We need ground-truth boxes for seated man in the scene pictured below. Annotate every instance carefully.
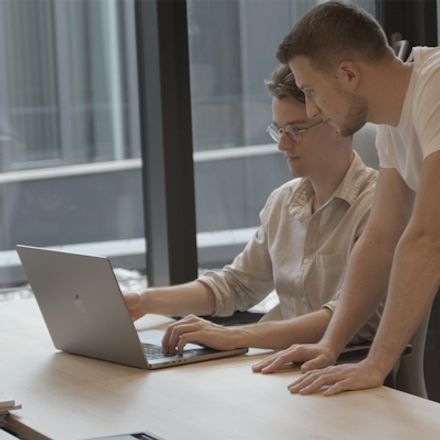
[124,65,380,354]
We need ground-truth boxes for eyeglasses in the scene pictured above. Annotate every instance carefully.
[266,119,324,144]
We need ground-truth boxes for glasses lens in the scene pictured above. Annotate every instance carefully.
[266,124,280,143]
[284,125,301,143]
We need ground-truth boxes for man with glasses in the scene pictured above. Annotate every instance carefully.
[123,65,380,355]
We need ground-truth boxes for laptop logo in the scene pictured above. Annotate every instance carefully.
[73,293,87,314]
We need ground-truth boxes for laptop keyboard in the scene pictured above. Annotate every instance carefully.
[142,342,216,360]
[142,343,177,359]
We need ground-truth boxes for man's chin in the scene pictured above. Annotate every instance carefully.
[339,123,366,137]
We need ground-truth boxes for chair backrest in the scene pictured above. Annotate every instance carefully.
[395,308,431,398]
[352,123,379,169]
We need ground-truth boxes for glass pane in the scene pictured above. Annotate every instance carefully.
[0,0,144,287]
[2,0,60,165]
[438,0,440,45]
[188,0,376,267]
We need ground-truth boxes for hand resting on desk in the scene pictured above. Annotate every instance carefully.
[251,343,337,375]
[251,342,385,396]
[284,359,385,396]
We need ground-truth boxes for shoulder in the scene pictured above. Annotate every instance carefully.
[267,177,303,201]
[349,157,378,209]
[351,152,378,193]
[412,47,440,100]
[261,177,304,213]
[413,46,440,75]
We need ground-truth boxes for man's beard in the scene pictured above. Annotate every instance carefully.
[339,92,368,137]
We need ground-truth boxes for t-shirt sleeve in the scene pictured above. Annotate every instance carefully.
[375,125,397,168]
[414,56,440,159]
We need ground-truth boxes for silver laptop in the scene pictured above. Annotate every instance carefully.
[16,245,248,369]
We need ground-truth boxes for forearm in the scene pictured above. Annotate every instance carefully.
[320,235,394,353]
[233,309,331,349]
[368,235,440,375]
[142,281,215,317]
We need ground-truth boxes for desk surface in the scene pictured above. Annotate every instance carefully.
[1,298,440,440]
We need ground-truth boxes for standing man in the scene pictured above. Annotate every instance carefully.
[253,0,440,396]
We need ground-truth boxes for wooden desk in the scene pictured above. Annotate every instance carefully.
[1,298,440,440]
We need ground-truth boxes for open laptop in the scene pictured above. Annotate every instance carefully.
[16,245,248,370]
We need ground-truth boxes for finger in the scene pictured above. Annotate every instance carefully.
[291,369,348,395]
[301,354,331,372]
[288,370,325,393]
[162,316,197,352]
[180,314,203,324]
[168,324,200,354]
[162,323,175,353]
[260,351,298,374]
[323,379,352,396]
[297,374,339,395]
[177,332,201,353]
[251,352,281,372]
[252,355,283,373]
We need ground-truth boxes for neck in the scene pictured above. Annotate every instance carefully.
[365,57,413,126]
[310,151,354,212]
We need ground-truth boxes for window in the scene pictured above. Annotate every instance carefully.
[0,0,144,286]
[188,0,376,268]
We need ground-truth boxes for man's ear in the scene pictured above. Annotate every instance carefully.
[336,61,360,91]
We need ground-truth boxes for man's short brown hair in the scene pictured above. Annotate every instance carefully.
[265,64,305,103]
[277,1,393,71]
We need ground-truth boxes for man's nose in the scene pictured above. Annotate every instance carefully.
[305,97,321,119]
[277,132,291,152]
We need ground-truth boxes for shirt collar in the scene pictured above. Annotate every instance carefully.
[287,151,370,215]
[332,151,369,206]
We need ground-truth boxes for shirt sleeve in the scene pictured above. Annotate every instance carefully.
[197,192,277,317]
[375,125,397,169]
[413,59,440,159]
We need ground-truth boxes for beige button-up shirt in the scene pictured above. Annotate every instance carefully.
[198,152,380,342]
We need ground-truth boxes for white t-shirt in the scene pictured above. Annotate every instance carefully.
[376,46,440,191]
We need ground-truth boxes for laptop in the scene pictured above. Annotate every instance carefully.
[16,245,248,370]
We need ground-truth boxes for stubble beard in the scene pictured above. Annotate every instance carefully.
[339,93,368,137]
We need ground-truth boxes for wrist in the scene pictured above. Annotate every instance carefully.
[140,289,154,314]
[318,337,344,358]
[363,352,395,378]
[233,327,255,349]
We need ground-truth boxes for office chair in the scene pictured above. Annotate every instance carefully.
[394,309,431,398]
